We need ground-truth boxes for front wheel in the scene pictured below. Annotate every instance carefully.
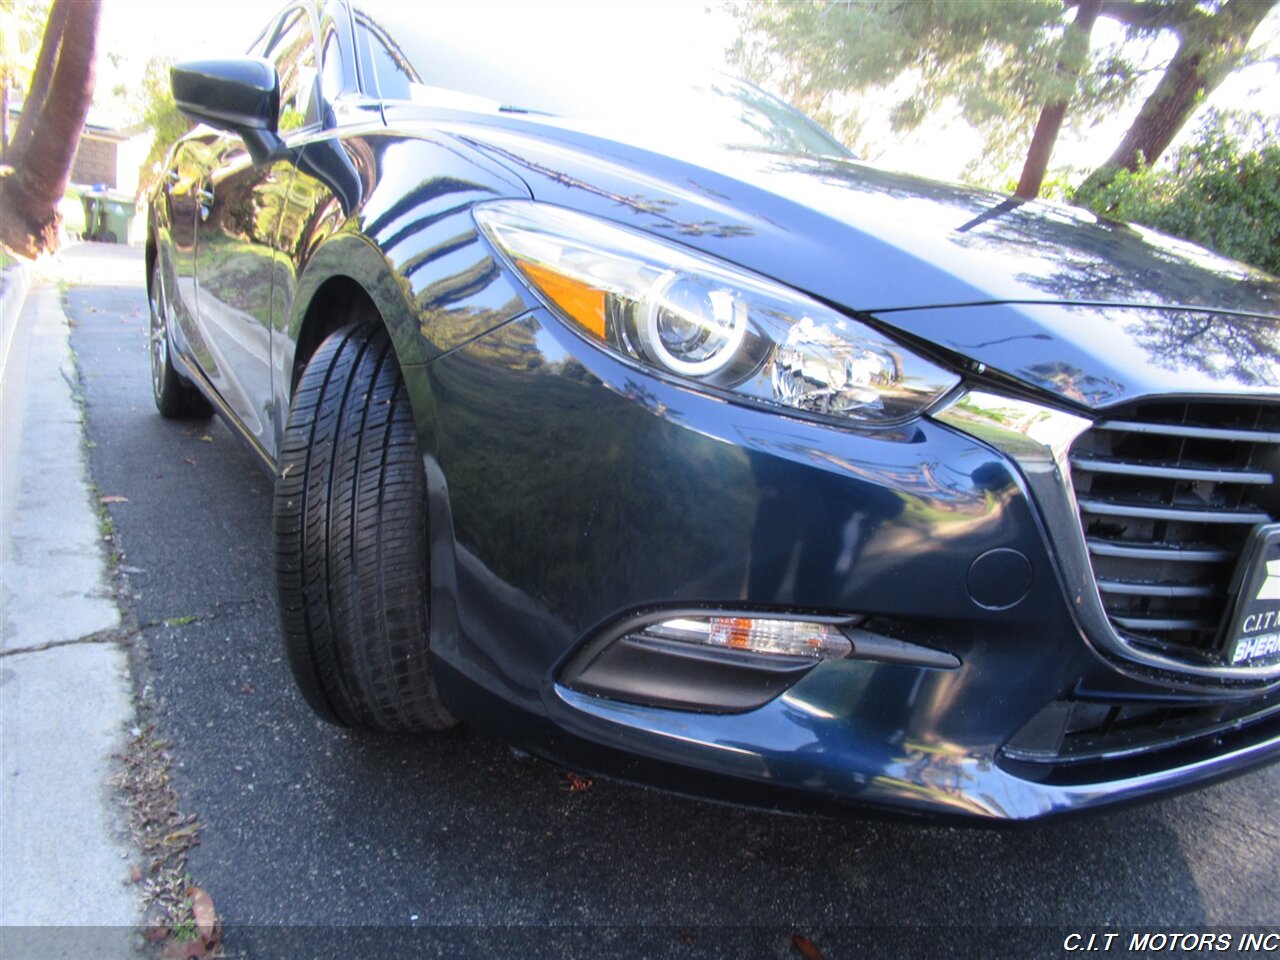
[273,322,456,733]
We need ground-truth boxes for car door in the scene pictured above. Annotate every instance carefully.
[191,5,319,460]
[159,133,219,366]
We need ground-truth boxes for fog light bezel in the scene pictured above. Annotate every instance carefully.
[558,608,860,714]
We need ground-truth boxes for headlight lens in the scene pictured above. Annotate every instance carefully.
[474,200,959,425]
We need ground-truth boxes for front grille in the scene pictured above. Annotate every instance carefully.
[1069,400,1280,665]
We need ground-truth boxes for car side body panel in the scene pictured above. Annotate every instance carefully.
[193,136,296,459]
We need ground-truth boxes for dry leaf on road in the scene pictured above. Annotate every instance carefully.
[791,932,826,960]
[188,886,220,945]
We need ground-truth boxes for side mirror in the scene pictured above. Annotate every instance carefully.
[171,58,285,164]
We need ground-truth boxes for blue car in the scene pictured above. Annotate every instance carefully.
[147,0,1280,822]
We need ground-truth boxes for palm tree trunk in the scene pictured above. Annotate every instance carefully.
[0,0,100,256]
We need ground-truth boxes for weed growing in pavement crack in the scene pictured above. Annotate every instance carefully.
[111,724,221,956]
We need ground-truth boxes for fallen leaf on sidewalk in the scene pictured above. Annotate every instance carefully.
[99,494,129,504]
[188,886,220,946]
[163,823,199,845]
[157,887,222,958]
[561,772,593,792]
[129,863,143,883]
[199,435,213,443]
[791,933,826,960]
[182,457,196,466]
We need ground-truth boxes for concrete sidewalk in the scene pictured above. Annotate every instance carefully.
[1,245,142,957]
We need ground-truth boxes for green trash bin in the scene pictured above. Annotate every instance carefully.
[81,192,136,244]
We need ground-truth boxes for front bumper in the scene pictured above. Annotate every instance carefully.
[419,307,1280,821]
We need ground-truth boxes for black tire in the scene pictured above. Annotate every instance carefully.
[273,322,456,733]
[149,258,214,419]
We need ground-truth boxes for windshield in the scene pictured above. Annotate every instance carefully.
[352,1,850,159]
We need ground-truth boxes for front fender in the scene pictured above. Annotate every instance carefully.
[281,132,535,377]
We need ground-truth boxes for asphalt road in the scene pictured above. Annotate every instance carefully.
[67,251,1280,959]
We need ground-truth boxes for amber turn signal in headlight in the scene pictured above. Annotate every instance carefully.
[474,200,959,426]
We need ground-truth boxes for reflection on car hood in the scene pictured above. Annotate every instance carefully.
[435,117,1280,407]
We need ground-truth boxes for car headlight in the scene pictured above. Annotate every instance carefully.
[473,200,959,425]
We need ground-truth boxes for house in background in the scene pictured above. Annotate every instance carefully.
[66,117,129,189]
[3,102,151,243]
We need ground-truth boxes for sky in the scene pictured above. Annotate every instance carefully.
[93,0,1280,185]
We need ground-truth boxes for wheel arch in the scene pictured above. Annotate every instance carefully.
[285,232,428,396]
[282,234,467,685]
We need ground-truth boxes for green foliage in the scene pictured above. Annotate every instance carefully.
[0,0,50,94]
[125,56,191,198]
[729,0,1140,173]
[1079,109,1280,276]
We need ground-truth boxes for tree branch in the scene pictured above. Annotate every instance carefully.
[7,0,71,163]
[1067,0,1193,33]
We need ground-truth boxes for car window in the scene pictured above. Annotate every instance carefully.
[244,21,273,59]
[319,23,346,101]
[319,5,358,101]
[267,7,320,132]
[353,12,416,101]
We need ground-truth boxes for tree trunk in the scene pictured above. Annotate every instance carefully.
[1077,0,1277,197]
[1014,0,1103,199]
[6,0,71,165]
[1,77,9,162]
[1015,102,1069,199]
[0,0,99,256]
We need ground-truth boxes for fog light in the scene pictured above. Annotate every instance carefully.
[639,616,852,660]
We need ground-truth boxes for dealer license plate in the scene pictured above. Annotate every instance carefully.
[1225,524,1280,666]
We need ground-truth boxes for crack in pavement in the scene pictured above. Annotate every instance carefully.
[0,630,133,658]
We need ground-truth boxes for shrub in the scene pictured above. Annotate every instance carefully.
[1077,109,1280,277]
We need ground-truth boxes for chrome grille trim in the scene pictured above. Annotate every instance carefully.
[1071,399,1280,666]
[1097,420,1280,444]
[936,391,1280,685]
[1086,540,1233,563]
[1076,498,1272,524]
[1071,458,1273,485]
[1096,579,1219,598]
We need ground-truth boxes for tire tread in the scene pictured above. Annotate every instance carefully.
[273,321,454,732]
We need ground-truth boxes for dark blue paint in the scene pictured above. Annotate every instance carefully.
[147,1,1280,821]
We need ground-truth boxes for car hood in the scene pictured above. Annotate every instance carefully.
[434,116,1280,409]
